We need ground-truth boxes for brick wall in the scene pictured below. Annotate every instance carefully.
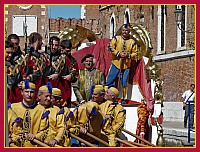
[49,17,101,38]
[6,5,48,49]
[96,5,195,102]
[85,5,99,20]
[156,56,195,102]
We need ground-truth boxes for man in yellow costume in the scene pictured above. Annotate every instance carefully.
[7,102,23,147]
[77,85,108,146]
[11,80,48,147]
[38,83,65,147]
[71,101,104,147]
[51,88,63,109]
[102,87,126,146]
[51,87,75,147]
[106,23,138,103]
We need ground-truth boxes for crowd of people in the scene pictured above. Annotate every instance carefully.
[6,24,139,147]
[7,80,126,147]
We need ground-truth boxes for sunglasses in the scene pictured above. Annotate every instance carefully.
[12,42,19,45]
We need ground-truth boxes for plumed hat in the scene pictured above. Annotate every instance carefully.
[38,82,52,93]
[123,23,130,30]
[52,88,62,97]
[22,80,36,90]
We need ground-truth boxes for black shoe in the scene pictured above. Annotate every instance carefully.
[184,124,187,128]
[121,99,127,104]
[190,126,195,129]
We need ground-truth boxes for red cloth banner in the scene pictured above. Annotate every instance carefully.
[129,58,154,112]
[72,38,112,76]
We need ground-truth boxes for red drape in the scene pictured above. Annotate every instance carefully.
[129,58,154,111]
[72,38,112,76]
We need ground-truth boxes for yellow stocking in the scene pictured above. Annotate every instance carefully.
[122,86,128,99]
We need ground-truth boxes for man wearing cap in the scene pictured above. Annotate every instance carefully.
[107,23,139,103]
[72,104,104,147]
[101,87,126,146]
[80,85,106,107]
[73,85,108,146]
[11,80,48,147]
[74,54,105,103]
[90,85,106,105]
[38,84,65,147]
[51,87,75,147]
[51,88,63,108]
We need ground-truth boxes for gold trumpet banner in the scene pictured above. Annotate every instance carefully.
[58,25,98,46]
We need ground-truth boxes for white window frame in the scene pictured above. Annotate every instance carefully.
[110,13,116,39]
[124,7,131,24]
[157,5,166,54]
[12,15,38,36]
[176,5,187,51]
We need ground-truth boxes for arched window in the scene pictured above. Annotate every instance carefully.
[125,11,129,24]
[124,8,131,24]
[176,5,186,50]
[110,13,116,38]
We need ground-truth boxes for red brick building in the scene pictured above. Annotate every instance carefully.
[5,5,49,49]
[81,5,195,103]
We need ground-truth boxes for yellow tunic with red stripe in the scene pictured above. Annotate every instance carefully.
[108,36,137,70]
[11,102,48,147]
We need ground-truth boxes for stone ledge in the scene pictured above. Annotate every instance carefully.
[163,127,195,146]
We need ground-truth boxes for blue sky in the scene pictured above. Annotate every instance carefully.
[48,5,81,19]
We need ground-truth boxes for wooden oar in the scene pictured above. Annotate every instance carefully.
[86,132,109,147]
[44,141,63,147]
[122,128,155,147]
[76,125,109,146]
[69,133,96,147]
[115,137,136,147]
[126,140,149,147]
[32,139,50,147]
